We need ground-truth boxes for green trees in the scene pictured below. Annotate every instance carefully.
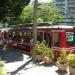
[20,5,33,23]
[0,1,64,27]
[0,0,31,26]
[20,2,64,24]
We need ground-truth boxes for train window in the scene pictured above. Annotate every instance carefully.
[13,32,21,42]
[44,32,51,47]
[23,32,32,43]
[9,32,13,38]
[12,32,15,37]
[20,32,22,36]
[53,32,59,47]
[66,32,75,46]
[73,32,75,46]
[37,32,42,42]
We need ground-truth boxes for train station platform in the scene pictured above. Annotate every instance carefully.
[0,48,69,75]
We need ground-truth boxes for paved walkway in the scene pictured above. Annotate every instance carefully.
[0,48,70,75]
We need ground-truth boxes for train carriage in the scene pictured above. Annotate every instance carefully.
[1,23,75,58]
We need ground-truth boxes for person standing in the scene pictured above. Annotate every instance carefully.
[0,36,3,49]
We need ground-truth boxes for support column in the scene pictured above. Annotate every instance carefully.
[59,31,66,48]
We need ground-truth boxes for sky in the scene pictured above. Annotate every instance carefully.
[30,0,53,3]
[38,0,52,3]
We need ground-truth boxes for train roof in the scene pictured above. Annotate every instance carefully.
[10,25,75,30]
[10,22,75,27]
[36,25,74,29]
[0,28,13,32]
[1,22,75,32]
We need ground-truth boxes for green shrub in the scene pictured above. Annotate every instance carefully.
[35,41,46,55]
[67,54,75,61]
[60,48,67,61]
[57,48,68,64]
[67,54,75,68]
[35,41,53,57]
[0,61,7,75]
[44,47,53,57]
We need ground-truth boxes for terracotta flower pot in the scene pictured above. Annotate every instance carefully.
[43,55,52,64]
[34,54,44,62]
[56,62,68,71]
[69,67,75,75]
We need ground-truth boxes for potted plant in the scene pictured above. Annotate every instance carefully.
[67,54,75,75]
[34,41,54,64]
[33,41,46,62]
[0,60,7,75]
[43,47,54,64]
[56,48,69,71]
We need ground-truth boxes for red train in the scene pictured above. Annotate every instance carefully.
[1,23,75,57]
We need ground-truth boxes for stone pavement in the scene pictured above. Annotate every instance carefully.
[0,48,70,75]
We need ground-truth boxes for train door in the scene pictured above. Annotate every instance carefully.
[51,31,59,47]
[51,30,66,58]
[44,31,51,47]
[51,30,66,48]
[37,31,44,42]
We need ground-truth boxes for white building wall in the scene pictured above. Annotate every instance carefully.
[54,0,75,22]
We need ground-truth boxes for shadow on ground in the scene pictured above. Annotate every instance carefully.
[56,69,68,75]
[0,48,23,62]
[10,58,33,75]
[10,59,55,75]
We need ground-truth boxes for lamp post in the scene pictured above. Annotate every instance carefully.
[32,0,38,57]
